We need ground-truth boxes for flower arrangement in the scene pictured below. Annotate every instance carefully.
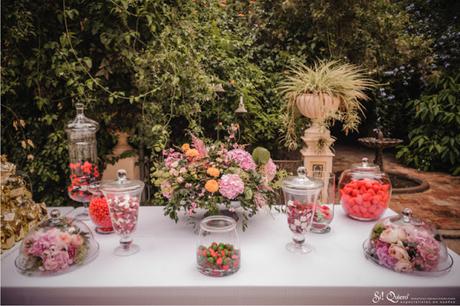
[19,220,91,274]
[367,219,443,273]
[68,161,100,202]
[152,124,281,229]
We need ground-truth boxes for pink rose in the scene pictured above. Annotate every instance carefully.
[394,260,414,273]
[379,227,406,244]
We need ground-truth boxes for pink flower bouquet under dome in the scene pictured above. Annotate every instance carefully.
[15,210,99,276]
[152,124,283,229]
[365,209,453,275]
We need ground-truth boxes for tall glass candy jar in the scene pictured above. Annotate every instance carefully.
[66,103,100,220]
[100,169,144,256]
[282,167,323,254]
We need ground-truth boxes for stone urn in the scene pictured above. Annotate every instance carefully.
[295,93,340,177]
[102,131,140,180]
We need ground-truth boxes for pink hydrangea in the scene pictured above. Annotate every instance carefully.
[254,192,267,207]
[375,240,397,269]
[219,174,244,199]
[261,159,277,182]
[407,228,440,271]
[164,152,183,169]
[226,149,256,171]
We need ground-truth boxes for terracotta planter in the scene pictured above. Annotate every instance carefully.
[295,93,340,121]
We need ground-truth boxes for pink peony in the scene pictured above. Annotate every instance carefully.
[41,250,72,272]
[226,149,256,171]
[261,159,277,182]
[254,192,267,207]
[27,230,58,257]
[219,174,245,199]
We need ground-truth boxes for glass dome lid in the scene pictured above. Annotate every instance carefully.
[65,103,99,133]
[282,167,323,193]
[15,209,99,276]
[363,208,453,276]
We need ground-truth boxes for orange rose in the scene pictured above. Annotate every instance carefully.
[185,148,199,158]
[206,167,220,178]
[181,143,190,152]
[205,179,219,193]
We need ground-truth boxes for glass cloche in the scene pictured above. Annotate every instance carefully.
[15,209,99,276]
[339,157,391,221]
[363,208,453,275]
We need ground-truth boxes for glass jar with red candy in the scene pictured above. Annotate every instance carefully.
[89,188,113,234]
[339,157,391,221]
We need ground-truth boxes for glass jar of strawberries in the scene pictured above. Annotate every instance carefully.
[339,157,391,221]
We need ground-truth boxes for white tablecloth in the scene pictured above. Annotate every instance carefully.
[1,206,459,305]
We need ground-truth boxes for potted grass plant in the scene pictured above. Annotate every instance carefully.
[278,60,376,150]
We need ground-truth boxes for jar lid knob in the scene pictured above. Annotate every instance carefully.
[116,169,128,184]
[75,103,85,116]
[50,209,61,219]
[297,166,307,178]
[402,208,413,223]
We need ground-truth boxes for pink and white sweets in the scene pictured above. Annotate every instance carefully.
[106,195,140,236]
[287,200,315,234]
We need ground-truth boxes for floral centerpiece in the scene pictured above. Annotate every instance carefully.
[366,217,446,273]
[152,125,281,229]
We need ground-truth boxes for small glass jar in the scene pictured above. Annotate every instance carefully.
[197,215,240,277]
[339,157,391,221]
[89,188,113,235]
[100,169,144,256]
[281,167,323,254]
[66,103,99,219]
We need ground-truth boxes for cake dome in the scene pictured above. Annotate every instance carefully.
[363,208,453,275]
[15,209,99,276]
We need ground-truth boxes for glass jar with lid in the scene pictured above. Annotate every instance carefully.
[100,169,144,256]
[65,103,100,220]
[14,209,99,276]
[339,157,391,221]
[197,215,240,277]
[363,208,453,275]
[281,167,323,254]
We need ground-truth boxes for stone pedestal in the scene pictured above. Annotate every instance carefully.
[300,122,335,177]
[103,132,140,180]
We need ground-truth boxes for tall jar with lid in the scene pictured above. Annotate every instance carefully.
[339,157,391,221]
[66,103,99,220]
[196,215,240,277]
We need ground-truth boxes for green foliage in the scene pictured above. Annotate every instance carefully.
[396,74,460,175]
[1,0,454,204]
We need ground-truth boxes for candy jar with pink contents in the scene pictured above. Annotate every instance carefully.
[339,157,392,221]
[100,169,144,256]
[282,167,323,254]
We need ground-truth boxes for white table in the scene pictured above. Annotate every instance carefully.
[2,207,459,305]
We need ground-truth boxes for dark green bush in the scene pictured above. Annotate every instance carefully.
[396,74,460,175]
[1,0,451,204]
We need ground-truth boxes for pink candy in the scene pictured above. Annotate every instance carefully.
[106,195,140,235]
[287,200,315,234]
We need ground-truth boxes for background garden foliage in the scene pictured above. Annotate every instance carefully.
[1,0,459,205]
